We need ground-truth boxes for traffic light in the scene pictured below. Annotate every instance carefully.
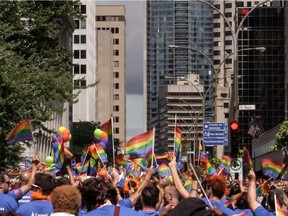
[230,121,239,156]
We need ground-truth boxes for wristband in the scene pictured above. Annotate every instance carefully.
[249,179,256,183]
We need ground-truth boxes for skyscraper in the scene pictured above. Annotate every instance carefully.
[145,0,214,150]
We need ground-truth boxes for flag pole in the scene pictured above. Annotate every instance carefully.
[174,114,177,153]
[111,116,115,168]
[151,128,155,166]
[189,162,213,207]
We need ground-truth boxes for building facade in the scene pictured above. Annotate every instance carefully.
[157,74,204,158]
[145,0,214,147]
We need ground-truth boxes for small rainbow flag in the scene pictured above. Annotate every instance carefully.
[222,155,232,169]
[155,152,172,165]
[6,170,20,179]
[256,180,269,197]
[90,144,108,164]
[5,119,33,144]
[243,146,253,171]
[184,179,193,192]
[125,129,154,165]
[201,157,216,176]
[100,117,113,150]
[158,163,171,178]
[174,125,182,161]
[43,164,59,173]
[115,154,129,166]
[262,159,283,179]
[76,160,89,174]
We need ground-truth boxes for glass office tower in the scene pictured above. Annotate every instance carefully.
[146,0,214,150]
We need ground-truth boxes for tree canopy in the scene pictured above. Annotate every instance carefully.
[0,1,82,170]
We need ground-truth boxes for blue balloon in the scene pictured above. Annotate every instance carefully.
[94,137,101,143]
[99,141,107,150]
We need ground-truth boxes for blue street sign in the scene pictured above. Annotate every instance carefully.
[203,122,228,146]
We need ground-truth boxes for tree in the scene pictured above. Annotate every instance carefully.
[0,1,82,170]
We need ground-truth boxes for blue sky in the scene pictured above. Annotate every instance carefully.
[96,1,145,140]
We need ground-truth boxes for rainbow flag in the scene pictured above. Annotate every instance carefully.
[76,160,89,174]
[262,159,283,179]
[115,154,129,166]
[100,117,113,150]
[243,146,253,170]
[125,129,154,166]
[256,180,269,197]
[275,194,286,216]
[128,162,141,179]
[201,158,216,176]
[90,144,108,164]
[222,155,232,169]
[155,152,172,165]
[52,132,64,168]
[5,119,33,144]
[43,164,59,173]
[174,125,182,161]
[184,179,193,192]
[158,163,171,178]
[6,170,20,179]
[224,192,243,206]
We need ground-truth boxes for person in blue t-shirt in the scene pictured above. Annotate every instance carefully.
[247,169,287,216]
[80,178,139,216]
[0,183,18,213]
[16,173,55,216]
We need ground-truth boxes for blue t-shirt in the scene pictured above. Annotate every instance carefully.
[136,210,160,216]
[0,193,18,213]
[202,198,236,216]
[253,206,275,216]
[118,198,132,208]
[234,208,253,216]
[18,190,32,206]
[16,200,53,216]
[84,205,139,216]
[8,188,23,200]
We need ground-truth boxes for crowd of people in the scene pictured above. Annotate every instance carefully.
[0,155,288,216]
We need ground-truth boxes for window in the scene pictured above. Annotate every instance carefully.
[114,61,119,67]
[74,35,79,44]
[113,106,119,112]
[225,3,232,8]
[224,113,229,119]
[113,83,119,89]
[74,20,79,29]
[74,79,86,88]
[111,28,119,34]
[81,50,86,59]
[81,35,86,44]
[114,128,119,134]
[113,50,119,56]
[113,94,119,100]
[74,50,79,59]
[80,20,86,29]
[81,5,86,14]
[81,65,86,74]
[114,116,119,123]
[73,64,79,74]
[224,103,229,108]
[113,72,119,78]
[113,38,119,45]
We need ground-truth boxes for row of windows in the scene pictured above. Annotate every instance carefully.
[96,16,125,22]
[74,35,86,44]
[73,64,86,74]
[97,27,119,34]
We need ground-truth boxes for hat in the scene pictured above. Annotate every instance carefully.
[167,197,212,216]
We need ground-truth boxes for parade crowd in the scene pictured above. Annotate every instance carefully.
[0,154,288,216]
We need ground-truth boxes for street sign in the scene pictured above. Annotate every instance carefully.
[239,104,255,110]
[230,158,242,171]
[203,122,228,146]
[230,158,243,181]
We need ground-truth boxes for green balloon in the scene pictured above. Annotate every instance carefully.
[45,156,54,165]
[94,129,103,139]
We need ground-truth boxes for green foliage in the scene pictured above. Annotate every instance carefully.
[0,1,82,171]
[275,120,288,151]
[210,157,221,168]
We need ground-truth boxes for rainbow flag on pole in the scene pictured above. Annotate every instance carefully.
[201,157,216,176]
[262,159,283,179]
[158,163,172,178]
[256,180,269,197]
[275,194,286,216]
[125,129,154,166]
[174,125,182,161]
[6,119,33,144]
[100,117,113,150]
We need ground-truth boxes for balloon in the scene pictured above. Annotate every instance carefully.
[62,133,69,142]
[58,126,66,135]
[101,132,108,139]
[102,137,108,145]
[45,156,54,165]
[99,141,106,150]
[94,129,103,139]
[62,129,70,137]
